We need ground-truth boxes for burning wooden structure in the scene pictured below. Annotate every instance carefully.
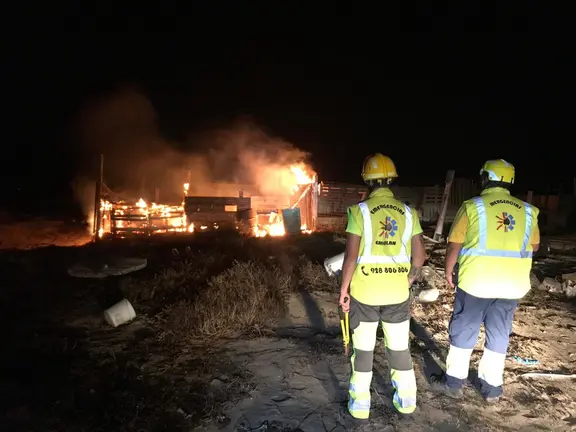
[95,160,318,239]
[183,181,317,237]
[99,198,187,238]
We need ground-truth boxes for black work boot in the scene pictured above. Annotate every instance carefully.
[430,374,463,399]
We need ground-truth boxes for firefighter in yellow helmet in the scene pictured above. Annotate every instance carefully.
[339,153,427,419]
[431,159,540,403]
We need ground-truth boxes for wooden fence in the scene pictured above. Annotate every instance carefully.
[317,178,477,227]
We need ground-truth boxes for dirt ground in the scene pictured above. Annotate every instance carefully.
[0,230,575,431]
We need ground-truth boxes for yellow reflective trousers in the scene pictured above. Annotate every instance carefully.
[348,297,416,418]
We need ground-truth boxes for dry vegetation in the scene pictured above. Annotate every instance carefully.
[157,260,292,341]
[298,255,338,292]
[1,229,575,431]
[0,230,343,431]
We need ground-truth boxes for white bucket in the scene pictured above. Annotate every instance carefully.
[324,252,345,277]
[104,298,136,327]
[418,288,440,303]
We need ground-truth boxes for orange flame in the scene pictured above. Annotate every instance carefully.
[254,163,316,237]
[98,197,187,238]
[98,163,315,239]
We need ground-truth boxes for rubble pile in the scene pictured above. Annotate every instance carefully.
[539,273,576,298]
[533,270,576,299]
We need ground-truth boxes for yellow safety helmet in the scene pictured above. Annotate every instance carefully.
[362,153,398,182]
[480,159,515,184]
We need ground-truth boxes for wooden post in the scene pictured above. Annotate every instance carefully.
[526,190,533,204]
[433,170,455,242]
[92,153,104,242]
[311,174,319,231]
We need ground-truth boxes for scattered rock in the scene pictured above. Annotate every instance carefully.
[270,394,291,402]
[210,378,226,391]
[420,265,446,289]
[562,272,576,282]
[540,277,563,293]
[563,280,576,299]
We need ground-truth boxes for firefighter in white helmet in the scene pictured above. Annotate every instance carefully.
[432,159,540,403]
[339,153,427,419]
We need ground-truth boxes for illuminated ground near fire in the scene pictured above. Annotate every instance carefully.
[0,229,574,431]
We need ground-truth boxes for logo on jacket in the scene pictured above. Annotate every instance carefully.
[496,212,516,232]
[379,216,398,239]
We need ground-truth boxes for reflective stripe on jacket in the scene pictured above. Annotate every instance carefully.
[457,189,539,299]
[350,192,415,306]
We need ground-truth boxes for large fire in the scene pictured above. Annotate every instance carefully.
[253,163,315,237]
[97,163,315,239]
[98,197,187,238]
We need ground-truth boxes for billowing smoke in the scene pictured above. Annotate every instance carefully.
[71,176,96,232]
[71,88,314,223]
[183,119,314,197]
[71,85,172,225]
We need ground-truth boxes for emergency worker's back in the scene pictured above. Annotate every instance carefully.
[347,188,423,306]
[457,188,539,299]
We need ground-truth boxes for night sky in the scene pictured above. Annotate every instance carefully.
[4,31,575,216]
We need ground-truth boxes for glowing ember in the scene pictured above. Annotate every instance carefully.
[98,197,187,238]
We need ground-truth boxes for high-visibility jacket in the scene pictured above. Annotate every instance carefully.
[348,188,419,306]
[457,188,539,299]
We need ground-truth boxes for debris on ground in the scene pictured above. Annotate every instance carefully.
[1,232,575,431]
[512,355,540,366]
[418,288,440,303]
[562,272,576,299]
[540,276,564,293]
[103,298,137,327]
[68,257,148,278]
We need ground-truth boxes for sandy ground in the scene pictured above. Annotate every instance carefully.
[0,220,91,249]
[194,288,576,432]
[1,232,575,431]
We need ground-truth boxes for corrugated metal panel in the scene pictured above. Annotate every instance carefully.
[317,215,348,232]
[420,204,459,223]
[422,186,443,204]
[389,186,420,206]
[451,178,477,205]
[318,181,367,216]
[319,179,477,226]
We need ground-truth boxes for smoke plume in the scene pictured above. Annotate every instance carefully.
[71,88,314,221]
[183,119,313,197]
[71,175,96,232]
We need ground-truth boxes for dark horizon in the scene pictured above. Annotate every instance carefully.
[4,31,575,217]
